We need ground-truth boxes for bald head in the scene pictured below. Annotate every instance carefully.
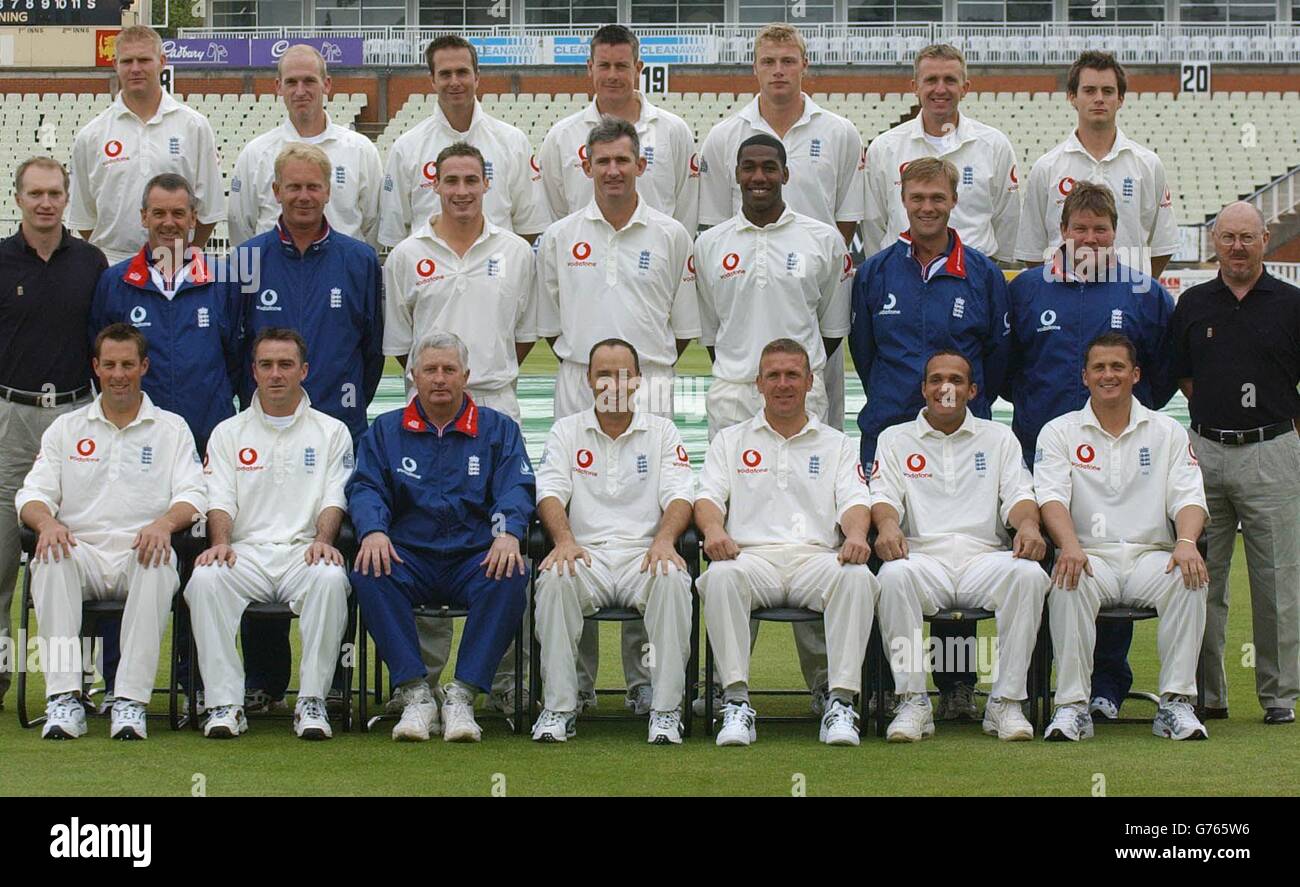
[1213,200,1269,287]
[277,44,328,79]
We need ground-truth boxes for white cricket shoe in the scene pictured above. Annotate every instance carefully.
[648,710,683,745]
[886,693,935,743]
[294,696,332,741]
[203,705,248,739]
[531,708,576,743]
[1044,703,1093,742]
[982,697,1034,741]
[1153,695,1208,741]
[42,693,88,740]
[715,701,756,747]
[442,689,482,743]
[626,685,653,716]
[110,699,148,740]
[392,683,439,742]
[819,698,861,746]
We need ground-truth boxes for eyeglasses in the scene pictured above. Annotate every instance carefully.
[1215,233,1259,246]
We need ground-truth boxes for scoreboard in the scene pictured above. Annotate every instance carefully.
[0,0,120,27]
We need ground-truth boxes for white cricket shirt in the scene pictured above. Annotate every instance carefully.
[378,100,549,247]
[203,392,352,547]
[538,94,699,231]
[863,113,1021,262]
[697,94,865,229]
[871,408,1036,567]
[536,408,693,548]
[1033,397,1207,550]
[537,197,699,369]
[228,113,383,248]
[69,92,225,264]
[16,392,207,551]
[696,410,870,549]
[694,207,851,382]
[382,216,536,391]
[1014,128,1179,268]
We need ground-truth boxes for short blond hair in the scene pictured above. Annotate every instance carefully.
[274,143,331,184]
[754,23,806,60]
[914,43,967,81]
[115,25,163,57]
[900,156,959,198]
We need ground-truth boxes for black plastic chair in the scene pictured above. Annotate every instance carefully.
[16,521,206,731]
[526,521,702,737]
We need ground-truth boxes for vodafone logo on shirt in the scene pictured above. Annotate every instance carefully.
[721,252,744,279]
[71,438,99,462]
[422,161,438,181]
[1073,443,1100,471]
[104,140,123,158]
[568,241,595,267]
[414,257,443,284]
[529,154,541,181]
[841,253,854,280]
[737,448,767,474]
[577,144,589,162]
[688,153,700,177]
[574,448,597,476]
[856,462,868,483]
[675,445,690,466]
[1057,176,1077,197]
[237,447,263,471]
[904,452,932,478]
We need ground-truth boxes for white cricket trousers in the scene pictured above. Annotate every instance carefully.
[186,542,350,709]
[1050,546,1207,707]
[876,550,1049,700]
[554,359,676,420]
[31,543,178,703]
[697,545,879,695]
[534,547,692,713]
[705,375,829,441]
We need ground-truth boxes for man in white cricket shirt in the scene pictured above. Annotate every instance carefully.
[228,45,382,248]
[1015,51,1178,276]
[379,34,548,248]
[532,339,694,745]
[697,23,863,434]
[695,338,877,747]
[186,329,353,741]
[1036,332,1210,742]
[385,142,536,422]
[695,133,851,437]
[862,43,1020,263]
[538,114,697,714]
[70,26,224,263]
[17,323,206,740]
[539,25,698,232]
[872,350,1049,743]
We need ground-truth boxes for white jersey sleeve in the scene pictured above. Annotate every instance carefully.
[995,426,1036,527]
[381,248,416,358]
[657,421,694,512]
[536,227,562,339]
[67,129,97,234]
[506,126,550,237]
[668,223,701,340]
[191,115,226,226]
[167,421,207,515]
[203,421,240,522]
[379,141,414,248]
[513,245,539,344]
[695,429,731,516]
[1032,420,1072,511]
[867,428,905,522]
[357,138,384,250]
[537,125,570,223]
[1165,421,1208,524]
[696,124,733,228]
[535,422,573,508]
[14,418,66,517]
[1014,155,1053,264]
[1147,155,1180,258]
[833,433,871,525]
[670,120,700,233]
[990,138,1022,264]
[860,142,890,257]
[323,421,353,515]
[818,234,853,338]
[833,122,866,224]
[227,145,258,248]
[694,241,719,348]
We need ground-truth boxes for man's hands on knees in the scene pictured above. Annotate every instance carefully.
[872,522,908,562]
[355,531,403,577]
[132,518,174,567]
[839,533,872,565]
[1166,540,1208,589]
[34,519,76,563]
[701,528,739,562]
[482,533,525,580]
[1012,521,1048,562]
[196,544,237,568]
[305,540,344,567]
[642,536,686,575]
[539,537,589,576]
[1052,543,1092,590]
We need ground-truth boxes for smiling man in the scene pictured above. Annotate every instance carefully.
[1016,51,1178,276]
[863,44,1020,263]
[228,45,382,248]
[380,34,547,247]
[70,26,224,263]
[1037,332,1209,743]
[539,24,697,231]
[17,323,206,740]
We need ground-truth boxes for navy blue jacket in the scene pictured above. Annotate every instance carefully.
[90,247,241,454]
[233,221,383,441]
[849,231,1010,464]
[347,395,535,557]
[1002,254,1176,463]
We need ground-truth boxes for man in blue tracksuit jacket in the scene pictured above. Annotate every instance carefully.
[88,173,243,697]
[232,161,384,702]
[348,331,533,742]
[848,157,1011,715]
[1003,181,1177,721]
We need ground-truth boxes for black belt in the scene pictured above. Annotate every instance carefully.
[1192,421,1296,446]
[0,384,90,408]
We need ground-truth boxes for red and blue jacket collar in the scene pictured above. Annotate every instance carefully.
[898,228,967,280]
[121,245,212,290]
[401,393,479,438]
[275,216,332,256]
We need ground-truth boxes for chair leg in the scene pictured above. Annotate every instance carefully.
[169,597,183,731]
[684,586,699,739]
[17,572,33,728]
[703,630,715,736]
[874,623,887,738]
[357,611,369,731]
[188,610,200,731]
[342,597,357,733]
[512,619,524,736]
